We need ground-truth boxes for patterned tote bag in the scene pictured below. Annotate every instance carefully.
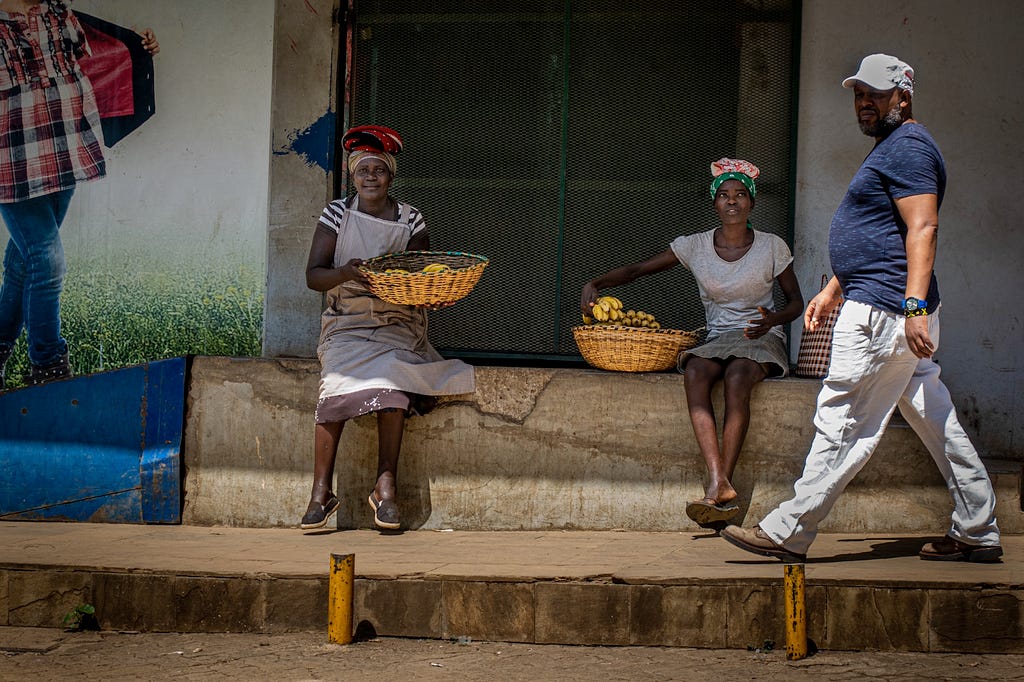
[794,275,843,379]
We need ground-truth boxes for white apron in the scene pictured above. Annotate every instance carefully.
[316,198,475,402]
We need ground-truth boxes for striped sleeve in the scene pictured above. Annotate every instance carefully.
[406,205,426,236]
[318,198,349,234]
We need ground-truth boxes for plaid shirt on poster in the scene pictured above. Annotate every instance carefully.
[0,0,105,204]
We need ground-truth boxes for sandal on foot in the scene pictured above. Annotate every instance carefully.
[368,492,401,530]
[300,495,339,530]
[685,498,740,525]
[919,536,1003,563]
[695,519,729,533]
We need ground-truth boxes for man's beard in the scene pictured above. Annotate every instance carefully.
[859,104,904,137]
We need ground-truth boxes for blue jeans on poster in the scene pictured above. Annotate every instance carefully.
[0,189,75,366]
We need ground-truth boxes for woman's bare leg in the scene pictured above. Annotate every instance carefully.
[683,357,734,504]
[374,407,405,501]
[720,358,768,490]
[310,421,345,504]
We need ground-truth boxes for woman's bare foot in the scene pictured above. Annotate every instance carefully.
[705,482,738,507]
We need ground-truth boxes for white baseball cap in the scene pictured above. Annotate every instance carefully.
[842,54,914,94]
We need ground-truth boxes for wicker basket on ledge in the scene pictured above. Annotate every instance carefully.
[573,324,701,372]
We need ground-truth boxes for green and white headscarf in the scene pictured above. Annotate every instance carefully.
[709,158,759,199]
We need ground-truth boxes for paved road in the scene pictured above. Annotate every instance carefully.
[3,629,1024,682]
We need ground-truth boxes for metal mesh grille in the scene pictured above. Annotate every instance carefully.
[348,1,799,360]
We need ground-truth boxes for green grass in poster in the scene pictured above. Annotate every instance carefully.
[2,259,263,389]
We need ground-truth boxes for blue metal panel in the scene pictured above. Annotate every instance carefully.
[0,357,186,523]
[140,358,186,523]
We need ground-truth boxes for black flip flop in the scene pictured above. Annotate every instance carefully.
[685,498,740,525]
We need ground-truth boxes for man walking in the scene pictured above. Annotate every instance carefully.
[720,54,1002,563]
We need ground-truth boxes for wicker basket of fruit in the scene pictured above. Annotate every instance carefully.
[359,250,488,305]
[573,295,701,372]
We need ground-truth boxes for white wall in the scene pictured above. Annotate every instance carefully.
[63,0,275,265]
[795,0,1023,458]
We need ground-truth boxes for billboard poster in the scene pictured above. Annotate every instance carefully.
[0,1,272,389]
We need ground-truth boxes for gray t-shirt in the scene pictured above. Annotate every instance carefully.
[669,228,793,339]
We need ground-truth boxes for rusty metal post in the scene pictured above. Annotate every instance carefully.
[328,553,355,644]
[784,563,807,660]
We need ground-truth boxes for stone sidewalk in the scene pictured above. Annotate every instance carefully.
[0,523,1021,652]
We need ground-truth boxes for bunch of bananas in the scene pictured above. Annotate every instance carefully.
[420,263,451,274]
[381,262,451,275]
[621,310,661,329]
[583,295,661,329]
[584,295,622,323]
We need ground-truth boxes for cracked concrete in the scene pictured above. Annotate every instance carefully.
[181,357,1023,534]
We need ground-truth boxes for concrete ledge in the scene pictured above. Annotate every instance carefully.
[182,357,1023,533]
[8,567,1019,652]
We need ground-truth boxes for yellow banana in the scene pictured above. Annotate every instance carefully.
[421,263,450,273]
[582,314,593,324]
[591,304,609,322]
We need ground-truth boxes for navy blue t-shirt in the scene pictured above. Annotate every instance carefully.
[829,123,944,314]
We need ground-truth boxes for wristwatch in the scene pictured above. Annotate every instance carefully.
[902,297,928,317]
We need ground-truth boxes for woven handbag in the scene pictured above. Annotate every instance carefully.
[794,275,843,379]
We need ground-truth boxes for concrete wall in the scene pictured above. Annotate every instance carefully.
[793,1,1024,459]
[182,358,1023,533]
[264,0,341,357]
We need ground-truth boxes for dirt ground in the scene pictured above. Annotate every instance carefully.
[3,630,1024,682]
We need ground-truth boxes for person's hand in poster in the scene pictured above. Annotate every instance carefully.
[134,27,160,55]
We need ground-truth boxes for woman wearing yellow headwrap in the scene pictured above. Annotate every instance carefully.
[581,158,804,530]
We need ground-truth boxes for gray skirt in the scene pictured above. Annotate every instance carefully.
[678,329,790,377]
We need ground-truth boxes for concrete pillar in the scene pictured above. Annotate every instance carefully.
[265,0,341,358]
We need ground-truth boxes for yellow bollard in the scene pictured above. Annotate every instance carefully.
[784,563,807,660]
[328,553,355,644]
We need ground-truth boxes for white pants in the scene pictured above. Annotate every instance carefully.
[760,300,1000,554]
